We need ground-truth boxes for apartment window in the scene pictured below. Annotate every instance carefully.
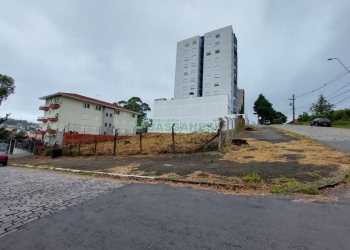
[115,110,120,114]
[106,113,109,117]
[105,123,107,127]
[110,114,112,117]
[190,86,195,90]
[192,41,197,45]
[191,62,196,67]
[185,42,189,47]
[109,123,111,127]
[214,83,220,87]
[215,34,220,38]
[206,52,211,56]
[215,41,220,45]
[184,64,189,68]
[190,78,195,82]
[84,103,90,109]
[215,49,220,54]
[184,72,188,76]
[185,50,189,54]
[184,57,189,61]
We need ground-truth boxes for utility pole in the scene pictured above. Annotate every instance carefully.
[289,94,296,123]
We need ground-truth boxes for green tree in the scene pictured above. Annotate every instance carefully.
[117,97,151,126]
[310,94,334,116]
[298,112,310,122]
[253,94,275,123]
[0,74,15,124]
[274,111,287,124]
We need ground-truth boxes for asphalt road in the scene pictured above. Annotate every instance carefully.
[273,125,350,153]
[1,168,350,249]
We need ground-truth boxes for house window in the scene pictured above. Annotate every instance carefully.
[215,34,220,38]
[115,110,120,114]
[215,49,220,54]
[132,114,136,118]
[84,103,90,109]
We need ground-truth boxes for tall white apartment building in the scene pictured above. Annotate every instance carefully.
[174,26,238,113]
[151,26,243,133]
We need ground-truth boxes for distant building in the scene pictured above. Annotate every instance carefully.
[151,26,244,133]
[237,89,245,113]
[38,92,138,144]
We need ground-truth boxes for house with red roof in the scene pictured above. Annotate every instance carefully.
[38,92,139,144]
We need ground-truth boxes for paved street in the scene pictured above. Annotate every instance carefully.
[1,167,350,249]
[273,125,350,153]
[0,167,123,238]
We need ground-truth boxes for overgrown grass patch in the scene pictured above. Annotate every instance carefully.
[243,173,262,189]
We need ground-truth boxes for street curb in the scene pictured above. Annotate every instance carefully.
[10,164,244,190]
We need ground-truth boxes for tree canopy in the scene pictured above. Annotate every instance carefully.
[116,97,151,126]
[253,94,287,124]
[0,74,15,125]
[310,94,334,116]
[0,74,15,106]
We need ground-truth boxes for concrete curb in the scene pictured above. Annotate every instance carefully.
[10,164,244,190]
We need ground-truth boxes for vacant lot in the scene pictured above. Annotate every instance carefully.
[12,127,350,195]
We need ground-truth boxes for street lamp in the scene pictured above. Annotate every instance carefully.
[328,58,350,73]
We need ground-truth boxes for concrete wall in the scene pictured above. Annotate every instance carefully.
[150,95,232,133]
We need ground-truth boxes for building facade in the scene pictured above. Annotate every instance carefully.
[237,89,245,113]
[173,26,238,113]
[38,93,138,143]
[151,26,243,133]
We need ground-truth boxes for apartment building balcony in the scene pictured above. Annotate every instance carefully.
[39,105,50,111]
[47,117,58,122]
[37,117,48,123]
[49,103,60,109]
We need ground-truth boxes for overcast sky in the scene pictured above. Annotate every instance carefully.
[1,0,350,122]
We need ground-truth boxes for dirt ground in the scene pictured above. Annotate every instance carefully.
[11,127,350,187]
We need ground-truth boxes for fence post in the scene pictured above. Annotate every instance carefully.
[171,123,176,153]
[78,141,81,156]
[139,132,143,154]
[113,130,118,156]
[94,136,97,155]
[218,129,222,150]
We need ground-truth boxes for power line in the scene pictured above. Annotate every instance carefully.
[326,80,350,99]
[334,95,350,105]
[295,69,349,98]
[328,88,350,101]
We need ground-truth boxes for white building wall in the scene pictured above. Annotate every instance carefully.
[174,36,202,99]
[150,95,232,133]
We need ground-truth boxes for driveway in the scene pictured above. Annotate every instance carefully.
[273,125,350,153]
[1,167,350,249]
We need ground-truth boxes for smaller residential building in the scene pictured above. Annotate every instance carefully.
[38,92,139,144]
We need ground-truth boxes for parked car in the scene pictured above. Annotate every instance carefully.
[310,118,331,127]
[0,143,8,166]
[263,120,270,125]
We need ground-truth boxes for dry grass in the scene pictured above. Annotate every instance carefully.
[79,132,217,156]
[222,137,350,172]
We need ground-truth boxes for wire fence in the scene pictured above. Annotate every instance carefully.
[40,118,246,157]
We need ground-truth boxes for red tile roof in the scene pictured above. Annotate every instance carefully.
[39,92,140,115]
